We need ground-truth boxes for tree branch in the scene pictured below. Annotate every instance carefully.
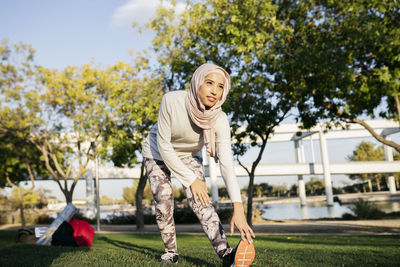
[36,143,60,182]
[251,137,268,175]
[6,173,17,188]
[45,140,67,178]
[24,161,35,190]
[394,95,400,128]
[237,158,251,177]
[351,117,400,153]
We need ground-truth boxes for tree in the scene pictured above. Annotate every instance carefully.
[36,63,123,203]
[348,141,399,191]
[122,180,153,204]
[173,186,186,203]
[271,184,288,198]
[0,46,49,226]
[288,183,298,197]
[9,187,40,209]
[122,180,138,205]
[276,0,400,152]
[0,128,48,226]
[306,177,325,196]
[0,40,159,207]
[0,40,106,204]
[100,195,115,205]
[102,56,163,229]
[148,0,295,226]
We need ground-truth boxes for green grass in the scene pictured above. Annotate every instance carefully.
[1,231,400,266]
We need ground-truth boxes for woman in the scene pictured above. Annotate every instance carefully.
[142,63,255,266]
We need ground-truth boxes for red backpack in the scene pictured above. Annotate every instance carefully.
[69,217,95,247]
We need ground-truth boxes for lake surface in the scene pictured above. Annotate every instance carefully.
[93,201,400,221]
[260,201,400,220]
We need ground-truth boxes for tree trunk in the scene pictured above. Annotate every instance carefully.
[367,179,373,192]
[135,161,147,230]
[376,179,381,191]
[19,191,26,227]
[246,173,255,227]
[64,191,73,204]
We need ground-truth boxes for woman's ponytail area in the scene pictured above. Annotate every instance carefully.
[230,202,256,244]
[189,177,211,207]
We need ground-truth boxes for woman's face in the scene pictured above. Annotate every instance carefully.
[198,72,225,109]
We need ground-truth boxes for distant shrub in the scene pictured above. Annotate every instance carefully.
[0,213,8,225]
[173,207,198,224]
[101,206,234,225]
[348,198,385,219]
[217,208,234,224]
[105,213,156,225]
[341,212,356,220]
[36,214,55,224]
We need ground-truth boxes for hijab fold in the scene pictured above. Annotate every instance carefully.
[185,63,231,161]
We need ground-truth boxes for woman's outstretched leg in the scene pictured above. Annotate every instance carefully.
[181,156,233,259]
[144,158,177,253]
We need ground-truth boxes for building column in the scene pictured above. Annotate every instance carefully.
[383,137,397,194]
[294,140,307,206]
[318,130,334,206]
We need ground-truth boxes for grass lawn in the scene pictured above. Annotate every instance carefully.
[1,231,399,266]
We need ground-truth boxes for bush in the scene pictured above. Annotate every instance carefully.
[36,214,55,224]
[348,198,385,219]
[341,213,357,220]
[217,208,233,224]
[101,206,234,225]
[104,213,156,225]
[0,213,8,225]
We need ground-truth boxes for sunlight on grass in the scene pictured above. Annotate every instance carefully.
[1,231,399,266]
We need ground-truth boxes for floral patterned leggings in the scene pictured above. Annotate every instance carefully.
[144,156,233,258]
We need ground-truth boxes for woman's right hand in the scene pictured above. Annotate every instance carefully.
[190,178,211,207]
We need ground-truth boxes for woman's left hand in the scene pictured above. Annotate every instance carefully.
[230,202,255,244]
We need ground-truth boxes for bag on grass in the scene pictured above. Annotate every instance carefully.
[51,221,78,247]
[69,217,95,247]
[36,203,78,246]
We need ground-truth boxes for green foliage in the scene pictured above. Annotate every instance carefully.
[0,41,49,189]
[1,40,163,205]
[277,0,400,151]
[173,187,186,202]
[101,58,164,167]
[104,213,156,225]
[347,141,400,191]
[122,180,153,205]
[9,187,40,209]
[305,177,325,196]
[218,186,229,199]
[241,182,296,197]
[348,198,385,219]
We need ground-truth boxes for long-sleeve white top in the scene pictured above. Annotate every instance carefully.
[142,90,242,202]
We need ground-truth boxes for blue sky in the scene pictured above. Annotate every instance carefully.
[0,0,184,69]
[1,1,399,201]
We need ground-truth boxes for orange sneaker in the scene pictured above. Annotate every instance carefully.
[223,240,255,267]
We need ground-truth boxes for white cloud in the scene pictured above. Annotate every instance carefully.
[110,0,185,29]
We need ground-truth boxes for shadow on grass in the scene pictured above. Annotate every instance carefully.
[261,235,400,248]
[0,231,89,266]
[98,236,211,266]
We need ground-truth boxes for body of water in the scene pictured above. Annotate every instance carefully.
[261,201,400,220]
